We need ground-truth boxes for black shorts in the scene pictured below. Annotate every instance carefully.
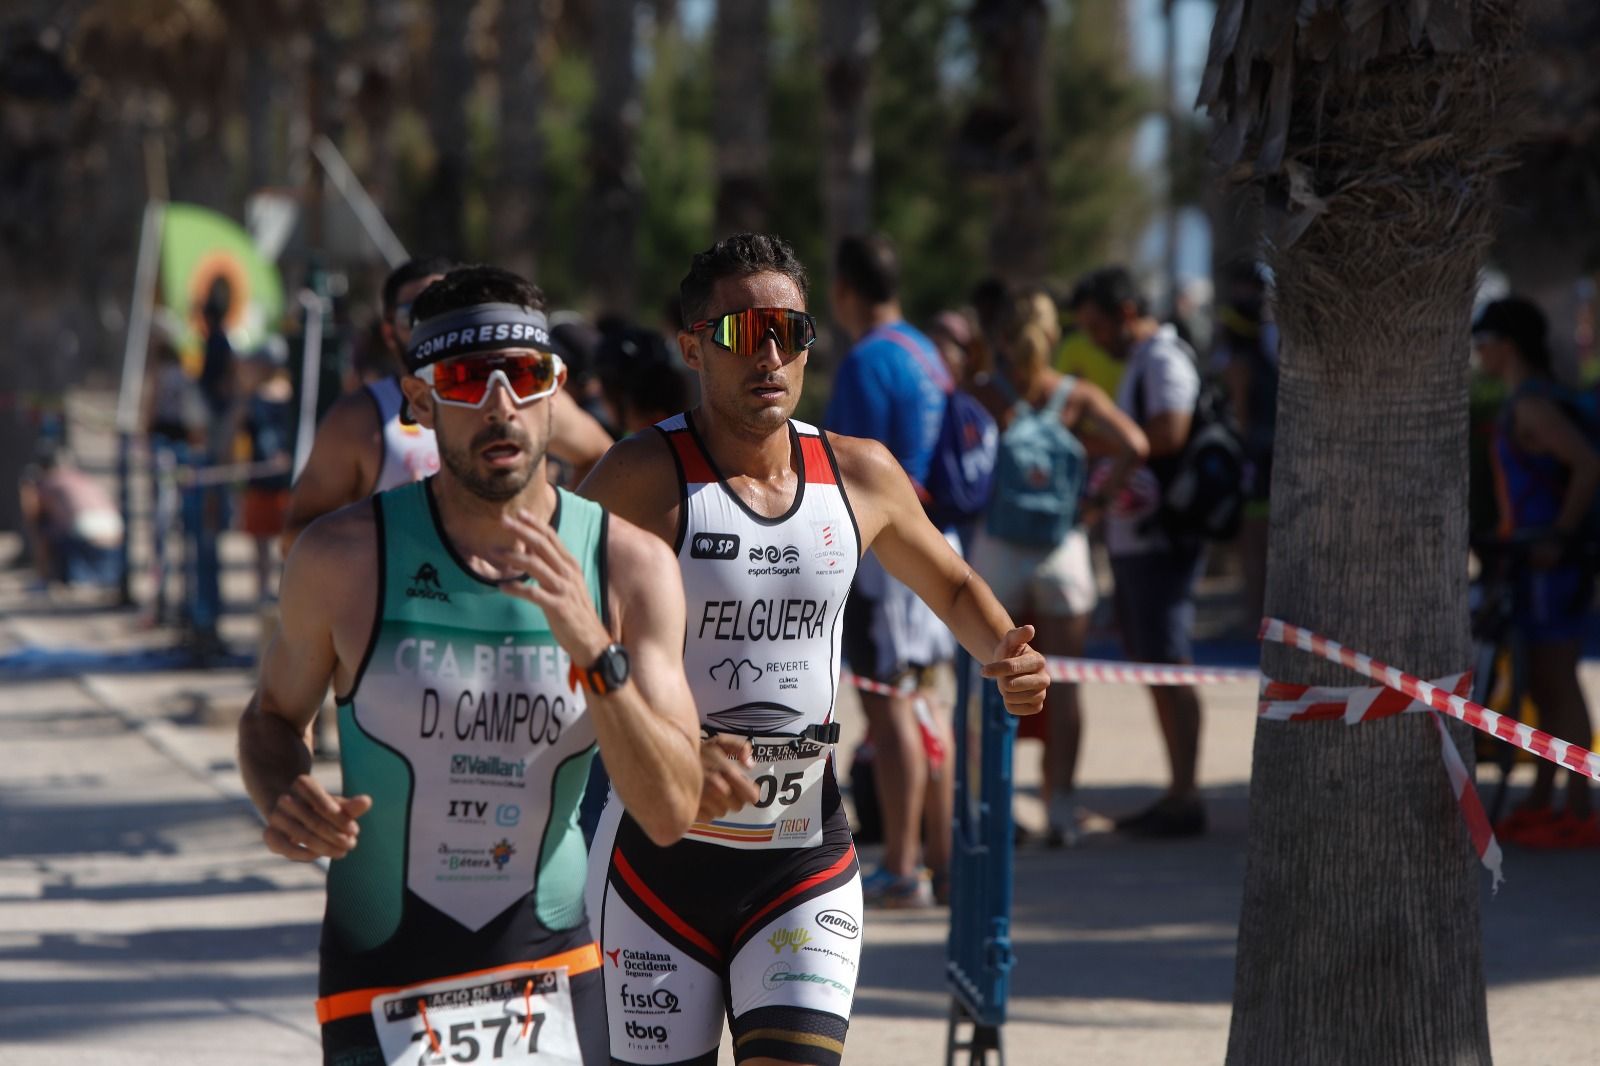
[585,799,863,1065]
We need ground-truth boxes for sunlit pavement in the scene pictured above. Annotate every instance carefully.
[4,397,1598,1062]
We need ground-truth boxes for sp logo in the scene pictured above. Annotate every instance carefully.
[690,533,740,560]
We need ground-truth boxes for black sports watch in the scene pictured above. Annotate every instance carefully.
[581,643,631,695]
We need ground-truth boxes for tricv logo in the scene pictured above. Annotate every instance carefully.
[690,533,740,560]
[624,1021,669,1044]
[815,909,860,940]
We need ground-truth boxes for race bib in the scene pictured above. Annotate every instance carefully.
[371,966,581,1066]
[688,736,827,850]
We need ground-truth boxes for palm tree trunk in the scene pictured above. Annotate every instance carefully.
[585,0,640,314]
[497,0,549,281]
[420,0,476,258]
[1205,4,1522,1063]
[711,0,771,237]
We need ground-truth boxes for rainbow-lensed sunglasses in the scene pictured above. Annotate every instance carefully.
[688,307,817,355]
[415,350,564,408]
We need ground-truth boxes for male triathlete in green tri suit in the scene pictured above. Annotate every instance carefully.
[239,266,707,1066]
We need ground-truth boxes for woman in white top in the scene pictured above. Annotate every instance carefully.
[969,291,1147,845]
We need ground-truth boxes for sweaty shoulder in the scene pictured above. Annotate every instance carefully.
[280,499,379,671]
[322,384,385,443]
[286,499,378,595]
[577,427,680,547]
[824,431,914,499]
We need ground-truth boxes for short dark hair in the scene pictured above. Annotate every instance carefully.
[410,265,546,325]
[1475,296,1552,375]
[679,233,810,326]
[1069,266,1149,319]
[382,256,458,317]
[835,234,898,305]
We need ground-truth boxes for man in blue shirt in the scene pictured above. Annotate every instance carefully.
[825,234,955,907]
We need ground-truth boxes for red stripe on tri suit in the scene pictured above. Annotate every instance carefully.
[799,436,835,485]
[667,430,716,484]
[612,847,723,961]
[733,845,856,944]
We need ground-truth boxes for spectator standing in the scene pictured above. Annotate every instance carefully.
[825,234,956,905]
[1216,262,1280,628]
[1476,297,1600,847]
[1070,266,1207,837]
[238,339,295,605]
[142,337,207,623]
[970,292,1147,845]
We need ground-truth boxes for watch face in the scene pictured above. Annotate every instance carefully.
[601,644,631,688]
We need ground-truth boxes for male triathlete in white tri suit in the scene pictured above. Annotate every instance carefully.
[578,233,1049,1066]
[284,257,615,549]
[239,266,710,1066]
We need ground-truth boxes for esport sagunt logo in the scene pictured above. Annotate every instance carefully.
[747,544,801,577]
[407,562,452,603]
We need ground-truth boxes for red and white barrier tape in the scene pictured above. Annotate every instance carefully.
[1260,668,1503,888]
[841,672,947,768]
[1045,657,1256,686]
[1261,618,1600,784]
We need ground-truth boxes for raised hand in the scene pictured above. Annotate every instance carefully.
[979,624,1049,717]
[497,509,613,668]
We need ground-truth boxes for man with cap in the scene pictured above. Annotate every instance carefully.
[240,265,709,1066]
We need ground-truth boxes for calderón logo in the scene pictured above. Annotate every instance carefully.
[761,962,849,996]
[815,909,860,940]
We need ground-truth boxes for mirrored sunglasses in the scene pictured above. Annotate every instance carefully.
[689,307,817,356]
[416,351,564,408]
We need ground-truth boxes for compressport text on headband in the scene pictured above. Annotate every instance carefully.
[405,303,554,371]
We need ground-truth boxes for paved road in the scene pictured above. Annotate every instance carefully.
[3,391,1598,1062]
[5,549,1600,1064]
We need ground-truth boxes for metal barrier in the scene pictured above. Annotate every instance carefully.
[945,652,1016,1066]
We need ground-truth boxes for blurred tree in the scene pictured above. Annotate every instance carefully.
[819,0,875,343]
[711,0,770,236]
[584,0,641,314]
[967,0,1050,283]
[496,0,553,281]
[1493,0,1600,380]
[418,0,476,257]
[1199,2,1521,1063]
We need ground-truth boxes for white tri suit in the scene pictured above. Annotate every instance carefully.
[366,375,442,492]
[587,415,865,1066]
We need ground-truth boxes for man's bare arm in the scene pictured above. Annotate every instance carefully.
[550,390,615,488]
[497,509,701,845]
[282,390,382,551]
[835,435,1047,716]
[575,430,681,545]
[240,508,375,859]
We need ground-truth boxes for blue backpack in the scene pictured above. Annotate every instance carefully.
[985,377,1087,547]
[876,328,999,528]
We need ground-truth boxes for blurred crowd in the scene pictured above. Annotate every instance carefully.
[27,223,1600,883]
